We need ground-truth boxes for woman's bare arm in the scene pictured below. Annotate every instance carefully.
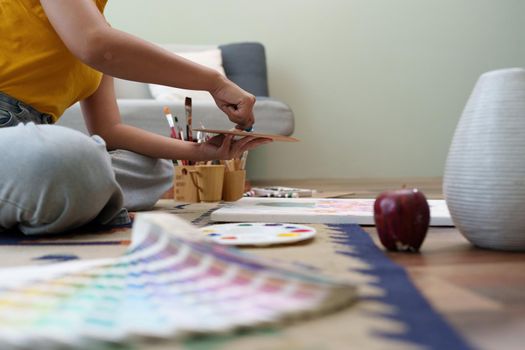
[40,0,255,129]
[81,75,270,161]
[41,0,221,91]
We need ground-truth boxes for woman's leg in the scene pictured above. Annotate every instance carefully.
[0,123,124,234]
[110,150,173,211]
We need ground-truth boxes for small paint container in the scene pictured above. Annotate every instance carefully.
[174,165,200,203]
[222,170,246,202]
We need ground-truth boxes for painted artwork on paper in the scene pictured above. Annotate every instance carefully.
[211,198,453,226]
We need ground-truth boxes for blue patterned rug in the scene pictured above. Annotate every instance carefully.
[331,224,472,350]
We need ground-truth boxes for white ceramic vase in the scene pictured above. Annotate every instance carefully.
[444,68,525,251]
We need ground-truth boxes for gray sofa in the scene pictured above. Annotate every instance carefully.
[58,42,294,137]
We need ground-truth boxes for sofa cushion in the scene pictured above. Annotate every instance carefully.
[148,48,226,102]
[219,42,269,97]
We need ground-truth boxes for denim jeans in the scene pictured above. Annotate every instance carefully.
[0,93,53,127]
[0,92,173,234]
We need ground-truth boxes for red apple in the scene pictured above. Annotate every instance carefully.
[373,188,430,252]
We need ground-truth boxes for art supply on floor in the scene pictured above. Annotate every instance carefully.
[247,187,315,198]
[0,213,356,348]
[193,128,300,142]
[211,198,454,226]
[201,223,317,246]
[222,169,246,201]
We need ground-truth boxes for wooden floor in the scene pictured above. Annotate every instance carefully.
[252,178,525,350]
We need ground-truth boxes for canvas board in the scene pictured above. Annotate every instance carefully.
[211,198,454,226]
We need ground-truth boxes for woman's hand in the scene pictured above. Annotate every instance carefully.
[210,77,256,131]
[196,134,272,161]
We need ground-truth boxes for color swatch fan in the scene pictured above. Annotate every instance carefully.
[0,213,356,348]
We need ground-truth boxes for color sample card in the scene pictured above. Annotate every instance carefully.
[201,223,317,246]
[0,213,356,348]
[211,198,454,226]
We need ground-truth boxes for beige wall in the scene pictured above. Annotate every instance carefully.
[106,0,525,180]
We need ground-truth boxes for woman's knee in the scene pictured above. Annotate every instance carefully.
[0,124,123,233]
[20,125,115,188]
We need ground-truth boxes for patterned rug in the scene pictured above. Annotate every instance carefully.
[0,200,472,349]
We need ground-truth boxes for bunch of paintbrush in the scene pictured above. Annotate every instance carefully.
[164,99,250,169]
[163,97,196,166]
[222,151,248,172]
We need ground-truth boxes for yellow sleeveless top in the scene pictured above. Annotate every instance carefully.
[0,0,108,121]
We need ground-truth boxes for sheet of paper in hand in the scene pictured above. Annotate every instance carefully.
[193,128,300,142]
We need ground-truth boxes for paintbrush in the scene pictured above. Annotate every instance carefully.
[163,106,179,140]
[240,151,248,170]
[185,97,193,142]
[163,106,182,166]
[173,114,181,136]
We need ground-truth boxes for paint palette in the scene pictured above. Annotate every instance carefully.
[201,223,317,246]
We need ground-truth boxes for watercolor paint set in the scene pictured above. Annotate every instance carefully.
[0,213,356,348]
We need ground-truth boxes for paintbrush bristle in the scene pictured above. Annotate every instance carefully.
[163,106,171,115]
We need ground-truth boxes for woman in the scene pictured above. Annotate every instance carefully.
[0,0,271,234]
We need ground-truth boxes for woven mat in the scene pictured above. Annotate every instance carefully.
[0,200,472,350]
